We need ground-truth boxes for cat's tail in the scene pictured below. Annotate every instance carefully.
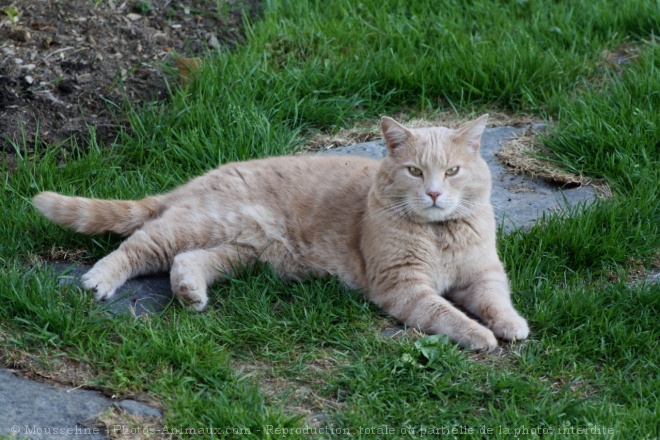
[33,191,165,236]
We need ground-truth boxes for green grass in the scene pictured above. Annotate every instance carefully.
[2,0,660,438]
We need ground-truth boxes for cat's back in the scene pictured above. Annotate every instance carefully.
[179,154,379,207]
[231,154,378,192]
[167,154,379,244]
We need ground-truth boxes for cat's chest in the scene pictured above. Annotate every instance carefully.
[425,224,486,292]
[426,247,461,292]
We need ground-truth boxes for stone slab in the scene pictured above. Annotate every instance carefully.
[52,262,173,316]
[319,141,389,159]
[0,369,160,439]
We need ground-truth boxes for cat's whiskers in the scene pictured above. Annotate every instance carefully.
[368,201,410,223]
[452,198,497,224]
[458,203,499,222]
[367,199,414,229]
[461,198,491,206]
[461,198,505,212]
[458,199,492,212]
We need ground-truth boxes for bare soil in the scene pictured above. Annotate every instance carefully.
[0,0,260,156]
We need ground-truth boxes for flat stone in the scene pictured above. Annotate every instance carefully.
[0,369,107,439]
[52,262,173,316]
[317,125,598,233]
[531,122,548,132]
[0,369,164,439]
[116,399,162,418]
[380,327,405,338]
[319,141,388,159]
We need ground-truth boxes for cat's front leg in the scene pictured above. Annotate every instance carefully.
[448,271,529,341]
[81,229,173,301]
[80,253,129,300]
[371,284,498,351]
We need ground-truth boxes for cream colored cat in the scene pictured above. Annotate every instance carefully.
[34,115,529,351]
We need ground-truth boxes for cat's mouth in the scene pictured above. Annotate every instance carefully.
[418,200,459,222]
[417,204,450,220]
[426,202,448,210]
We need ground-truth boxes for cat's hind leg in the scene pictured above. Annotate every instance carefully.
[170,244,256,311]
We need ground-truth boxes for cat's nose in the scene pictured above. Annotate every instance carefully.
[427,191,441,203]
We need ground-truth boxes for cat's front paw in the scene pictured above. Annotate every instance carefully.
[490,313,529,341]
[462,326,498,352]
[80,268,118,300]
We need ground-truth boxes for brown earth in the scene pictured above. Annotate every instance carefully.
[0,0,260,157]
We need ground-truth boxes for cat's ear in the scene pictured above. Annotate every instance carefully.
[381,116,413,154]
[455,114,488,154]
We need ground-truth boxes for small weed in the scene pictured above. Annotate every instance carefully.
[135,1,151,14]
[3,7,20,23]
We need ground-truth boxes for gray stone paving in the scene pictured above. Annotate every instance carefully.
[53,262,172,316]
[3,124,605,438]
[0,369,160,439]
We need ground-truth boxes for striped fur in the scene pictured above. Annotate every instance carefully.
[33,192,163,236]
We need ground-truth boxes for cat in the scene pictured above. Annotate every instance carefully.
[34,115,529,351]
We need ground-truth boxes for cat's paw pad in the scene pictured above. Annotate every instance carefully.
[80,269,118,300]
[463,327,498,352]
[490,314,529,341]
[172,277,208,312]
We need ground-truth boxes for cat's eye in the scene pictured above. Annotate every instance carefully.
[446,166,460,176]
[408,166,423,177]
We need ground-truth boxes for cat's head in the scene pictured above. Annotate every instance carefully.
[374,115,491,223]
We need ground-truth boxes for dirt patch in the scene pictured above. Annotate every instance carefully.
[92,406,166,440]
[0,0,261,159]
[1,345,99,389]
[594,40,644,88]
[604,253,660,285]
[233,354,345,426]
